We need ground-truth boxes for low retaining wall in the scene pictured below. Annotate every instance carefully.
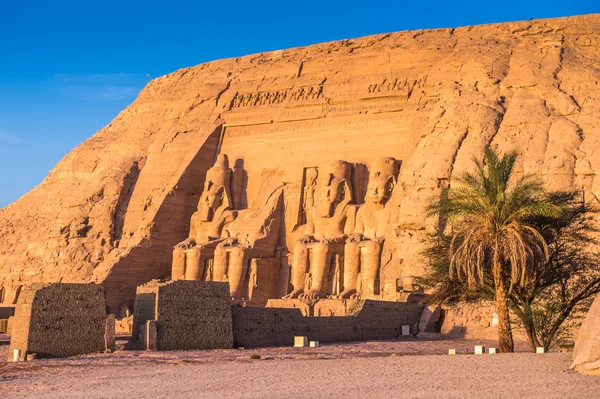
[232,300,424,348]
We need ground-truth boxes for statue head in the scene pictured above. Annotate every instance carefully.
[316,160,353,217]
[367,157,398,206]
[197,154,233,222]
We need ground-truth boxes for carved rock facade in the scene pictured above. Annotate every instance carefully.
[1,15,600,312]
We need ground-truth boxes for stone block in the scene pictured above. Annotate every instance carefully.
[536,347,545,354]
[401,325,411,336]
[132,280,233,351]
[145,320,157,351]
[294,336,308,348]
[310,341,320,348]
[448,349,456,355]
[7,283,107,361]
[105,314,116,352]
[474,345,486,355]
[488,347,499,354]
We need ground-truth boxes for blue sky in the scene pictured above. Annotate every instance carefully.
[0,1,597,208]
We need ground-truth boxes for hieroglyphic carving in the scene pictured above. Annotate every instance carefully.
[367,76,428,96]
[223,95,419,126]
[230,85,324,108]
[224,115,405,139]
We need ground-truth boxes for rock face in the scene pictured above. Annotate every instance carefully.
[1,15,600,313]
[572,294,600,375]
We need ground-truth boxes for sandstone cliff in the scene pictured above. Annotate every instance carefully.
[1,15,600,312]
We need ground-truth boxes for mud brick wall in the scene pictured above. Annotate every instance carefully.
[132,280,233,350]
[8,283,106,360]
[232,300,424,348]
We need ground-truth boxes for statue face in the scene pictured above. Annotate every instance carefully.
[197,181,223,222]
[314,161,352,218]
[316,175,343,217]
[367,178,392,205]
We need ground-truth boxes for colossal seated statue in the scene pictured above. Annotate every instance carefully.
[212,169,284,301]
[285,160,356,300]
[337,157,399,299]
[171,154,236,281]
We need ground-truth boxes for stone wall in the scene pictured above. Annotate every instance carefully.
[132,280,233,350]
[439,303,528,341]
[8,283,107,361]
[232,300,424,348]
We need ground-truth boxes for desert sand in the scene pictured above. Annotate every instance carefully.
[1,338,599,398]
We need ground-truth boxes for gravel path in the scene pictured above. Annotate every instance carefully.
[1,339,598,398]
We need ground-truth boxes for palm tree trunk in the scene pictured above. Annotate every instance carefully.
[494,250,515,353]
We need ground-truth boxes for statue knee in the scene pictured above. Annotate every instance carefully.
[363,240,382,253]
[344,241,360,256]
[173,247,185,256]
[187,247,201,258]
[312,242,329,254]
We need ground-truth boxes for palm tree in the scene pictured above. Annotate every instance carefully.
[428,147,563,352]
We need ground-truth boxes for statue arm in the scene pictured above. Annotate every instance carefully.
[347,207,365,242]
[303,210,316,236]
[343,205,358,235]
[188,212,198,238]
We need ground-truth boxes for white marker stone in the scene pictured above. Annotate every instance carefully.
[294,336,309,348]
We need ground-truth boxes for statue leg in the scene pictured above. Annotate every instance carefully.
[303,242,331,300]
[185,247,203,280]
[213,247,228,282]
[283,242,308,298]
[361,240,383,297]
[337,241,361,298]
[172,247,186,280]
[228,247,249,299]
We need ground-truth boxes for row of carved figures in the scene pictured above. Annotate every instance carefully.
[171,154,399,303]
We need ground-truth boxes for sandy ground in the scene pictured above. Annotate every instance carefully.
[1,338,599,398]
